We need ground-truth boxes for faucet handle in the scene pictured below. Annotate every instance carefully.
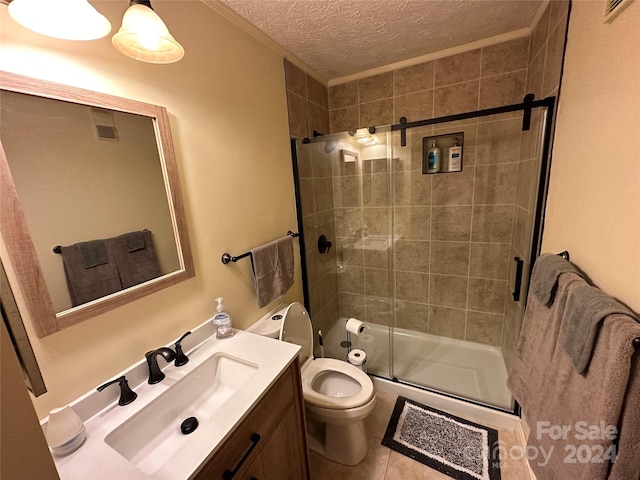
[97,375,137,406]
[174,331,192,367]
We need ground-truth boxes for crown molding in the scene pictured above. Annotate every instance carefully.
[328,28,531,87]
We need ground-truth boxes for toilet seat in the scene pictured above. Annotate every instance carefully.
[279,302,374,410]
[301,357,375,410]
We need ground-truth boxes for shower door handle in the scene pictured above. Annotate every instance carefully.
[512,257,524,302]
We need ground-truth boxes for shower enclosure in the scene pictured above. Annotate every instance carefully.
[291,98,555,413]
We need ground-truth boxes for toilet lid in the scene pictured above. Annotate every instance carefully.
[279,302,314,363]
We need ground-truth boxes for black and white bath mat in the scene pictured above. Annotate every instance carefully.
[382,397,501,480]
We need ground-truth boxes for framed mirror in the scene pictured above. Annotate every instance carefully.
[0,71,194,337]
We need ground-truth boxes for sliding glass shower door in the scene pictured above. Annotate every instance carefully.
[292,98,554,412]
[292,129,395,379]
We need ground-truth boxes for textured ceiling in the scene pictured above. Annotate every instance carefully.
[219,0,543,81]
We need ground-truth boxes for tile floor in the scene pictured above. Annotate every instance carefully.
[309,390,533,480]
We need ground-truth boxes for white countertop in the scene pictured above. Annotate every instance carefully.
[47,320,300,480]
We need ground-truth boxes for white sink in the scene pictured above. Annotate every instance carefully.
[104,352,258,475]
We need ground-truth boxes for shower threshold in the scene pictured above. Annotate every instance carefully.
[321,319,514,411]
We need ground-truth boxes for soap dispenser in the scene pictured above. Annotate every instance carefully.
[447,137,463,172]
[426,139,441,173]
[214,297,234,339]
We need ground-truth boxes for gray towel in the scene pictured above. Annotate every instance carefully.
[121,231,146,252]
[61,241,122,307]
[507,272,640,480]
[111,230,162,289]
[251,236,294,308]
[77,239,109,268]
[530,253,582,306]
[560,283,638,374]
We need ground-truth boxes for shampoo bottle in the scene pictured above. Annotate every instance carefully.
[447,138,463,172]
[427,139,441,173]
[213,297,234,339]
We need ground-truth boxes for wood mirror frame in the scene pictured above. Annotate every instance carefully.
[0,71,194,337]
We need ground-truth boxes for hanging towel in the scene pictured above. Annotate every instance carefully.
[60,240,122,307]
[530,253,582,306]
[121,230,146,252]
[251,236,294,308]
[507,271,640,480]
[560,283,638,374]
[77,239,109,268]
[111,230,162,289]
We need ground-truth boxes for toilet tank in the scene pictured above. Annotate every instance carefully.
[246,304,286,338]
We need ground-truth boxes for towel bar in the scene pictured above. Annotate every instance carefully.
[221,231,299,265]
[53,229,152,254]
[556,250,639,348]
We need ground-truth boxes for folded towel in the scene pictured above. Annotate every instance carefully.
[111,230,162,289]
[77,240,109,268]
[530,253,582,306]
[560,283,638,374]
[61,241,122,306]
[121,230,146,252]
[251,236,294,308]
[508,273,640,480]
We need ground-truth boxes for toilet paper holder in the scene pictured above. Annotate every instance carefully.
[344,318,366,355]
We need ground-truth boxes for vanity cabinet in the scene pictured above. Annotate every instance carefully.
[193,359,310,480]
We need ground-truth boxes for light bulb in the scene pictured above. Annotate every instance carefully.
[112,3,184,64]
[8,0,111,41]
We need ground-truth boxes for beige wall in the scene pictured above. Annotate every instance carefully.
[542,0,640,313]
[0,1,302,418]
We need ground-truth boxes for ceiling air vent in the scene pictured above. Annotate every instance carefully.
[91,108,119,141]
[604,0,634,22]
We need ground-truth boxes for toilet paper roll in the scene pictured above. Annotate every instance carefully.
[348,349,367,372]
[346,317,366,336]
[348,348,366,365]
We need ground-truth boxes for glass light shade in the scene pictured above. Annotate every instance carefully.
[112,4,184,64]
[353,128,379,146]
[354,128,373,144]
[8,0,111,41]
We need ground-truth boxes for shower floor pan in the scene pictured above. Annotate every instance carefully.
[321,319,513,410]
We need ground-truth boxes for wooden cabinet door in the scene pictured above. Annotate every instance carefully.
[242,404,305,480]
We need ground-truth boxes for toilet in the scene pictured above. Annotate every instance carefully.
[248,302,376,465]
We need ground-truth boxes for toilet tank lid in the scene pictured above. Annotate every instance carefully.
[246,303,286,338]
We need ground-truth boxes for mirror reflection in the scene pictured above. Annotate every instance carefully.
[1,90,181,313]
[0,71,193,337]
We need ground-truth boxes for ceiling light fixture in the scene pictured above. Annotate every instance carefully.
[8,0,111,41]
[353,128,379,147]
[112,0,184,64]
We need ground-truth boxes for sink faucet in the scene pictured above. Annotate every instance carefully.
[145,347,176,384]
[97,375,137,405]
[174,331,192,367]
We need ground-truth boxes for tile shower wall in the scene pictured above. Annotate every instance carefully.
[284,60,337,335]
[503,0,570,370]
[329,36,533,347]
[328,37,530,132]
